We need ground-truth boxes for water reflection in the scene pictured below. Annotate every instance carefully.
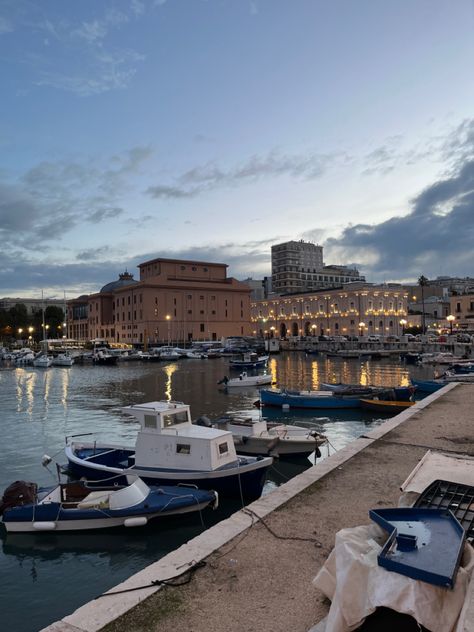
[163,362,178,400]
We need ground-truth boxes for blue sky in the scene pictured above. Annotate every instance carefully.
[1,0,473,299]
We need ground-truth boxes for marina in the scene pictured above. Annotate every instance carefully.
[0,351,435,632]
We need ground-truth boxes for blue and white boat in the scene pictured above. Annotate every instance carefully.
[229,352,269,369]
[410,379,446,394]
[65,401,272,501]
[259,388,361,409]
[0,478,218,533]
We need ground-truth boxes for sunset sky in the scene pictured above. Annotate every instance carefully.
[1,0,473,299]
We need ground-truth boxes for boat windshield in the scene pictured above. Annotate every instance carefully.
[163,411,189,427]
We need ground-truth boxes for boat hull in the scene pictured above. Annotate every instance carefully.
[65,445,271,501]
[359,399,415,414]
[260,389,361,409]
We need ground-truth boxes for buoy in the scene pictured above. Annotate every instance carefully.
[124,516,148,527]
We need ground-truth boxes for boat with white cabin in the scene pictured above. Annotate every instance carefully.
[52,352,74,367]
[218,371,273,388]
[33,353,53,368]
[195,415,327,458]
[65,400,273,500]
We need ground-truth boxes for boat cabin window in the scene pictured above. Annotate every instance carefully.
[218,442,229,455]
[163,411,189,427]
[144,414,157,429]
[176,443,191,455]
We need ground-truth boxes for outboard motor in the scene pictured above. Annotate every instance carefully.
[195,415,212,427]
[0,480,37,516]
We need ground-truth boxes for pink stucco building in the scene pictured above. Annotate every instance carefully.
[67,258,252,345]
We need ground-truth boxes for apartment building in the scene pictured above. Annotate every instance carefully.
[271,240,364,294]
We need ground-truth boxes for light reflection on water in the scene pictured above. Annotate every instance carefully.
[0,353,435,632]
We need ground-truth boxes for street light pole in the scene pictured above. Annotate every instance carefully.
[447,314,455,335]
[166,315,171,345]
[399,318,407,336]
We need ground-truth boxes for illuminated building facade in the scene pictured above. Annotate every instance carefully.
[251,283,408,338]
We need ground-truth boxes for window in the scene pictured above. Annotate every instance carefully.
[144,414,157,429]
[200,295,204,300]
[192,266,197,271]
[180,265,186,270]
[200,323,205,332]
[154,308,158,316]
[128,296,130,305]
[187,294,192,299]
[211,309,216,315]
[203,267,208,272]
[218,442,229,455]
[163,411,189,427]
[176,444,191,455]
[188,309,192,314]
[134,295,136,304]
[200,310,204,314]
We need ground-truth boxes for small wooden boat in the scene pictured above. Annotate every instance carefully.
[411,379,446,394]
[259,388,361,409]
[0,478,218,533]
[218,371,273,388]
[359,399,416,414]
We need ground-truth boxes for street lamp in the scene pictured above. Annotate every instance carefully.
[447,314,455,335]
[165,315,171,345]
[399,318,407,335]
[358,322,365,337]
[311,324,317,337]
[269,326,275,338]
[18,328,23,340]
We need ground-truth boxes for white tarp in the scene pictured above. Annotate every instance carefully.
[401,450,474,494]
[313,523,474,632]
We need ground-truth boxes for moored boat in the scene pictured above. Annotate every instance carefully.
[359,399,416,414]
[259,388,361,409]
[218,371,273,388]
[411,379,446,394]
[229,352,269,369]
[52,353,74,367]
[0,477,218,533]
[196,416,327,458]
[65,400,272,501]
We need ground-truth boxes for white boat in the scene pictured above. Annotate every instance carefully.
[65,400,273,501]
[158,346,180,361]
[219,371,273,388]
[196,416,327,458]
[13,348,35,365]
[33,353,53,368]
[0,478,218,533]
[52,353,74,367]
[184,350,208,359]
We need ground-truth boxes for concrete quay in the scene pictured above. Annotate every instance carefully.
[43,384,474,632]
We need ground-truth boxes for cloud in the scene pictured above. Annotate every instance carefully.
[325,156,474,281]
[0,145,152,248]
[76,246,113,261]
[3,3,146,96]
[146,150,338,199]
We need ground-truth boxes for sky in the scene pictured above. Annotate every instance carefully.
[0,0,473,300]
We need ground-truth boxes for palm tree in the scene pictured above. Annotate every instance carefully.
[418,275,428,334]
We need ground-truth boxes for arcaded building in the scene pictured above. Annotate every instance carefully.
[251,283,408,339]
[67,259,251,345]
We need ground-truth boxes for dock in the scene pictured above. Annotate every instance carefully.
[42,384,474,632]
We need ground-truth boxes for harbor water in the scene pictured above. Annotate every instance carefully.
[0,352,434,632]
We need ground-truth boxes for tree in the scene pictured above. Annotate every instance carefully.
[8,303,29,331]
[44,306,65,338]
[418,275,429,335]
